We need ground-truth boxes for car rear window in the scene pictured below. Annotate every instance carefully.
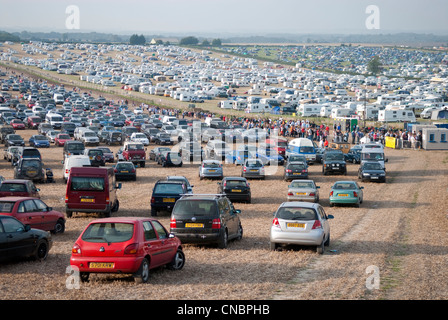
[333,183,356,190]
[173,200,217,216]
[0,183,26,192]
[81,222,134,243]
[70,177,105,191]
[288,164,306,170]
[225,180,246,187]
[154,183,184,195]
[204,162,220,168]
[276,207,317,221]
[290,181,314,189]
[0,201,15,213]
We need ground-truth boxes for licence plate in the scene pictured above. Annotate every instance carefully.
[89,262,114,269]
[371,176,378,179]
[185,223,204,228]
[296,192,306,195]
[250,169,258,172]
[208,170,216,172]
[338,194,349,197]
[81,198,95,202]
[231,189,242,192]
[293,172,301,175]
[163,198,175,202]
[121,170,129,173]
[28,171,36,174]
[287,223,305,228]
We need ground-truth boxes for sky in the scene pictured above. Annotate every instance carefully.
[0,0,447,36]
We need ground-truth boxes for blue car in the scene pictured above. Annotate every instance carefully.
[225,149,255,165]
[29,135,50,148]
[256,148,285,165]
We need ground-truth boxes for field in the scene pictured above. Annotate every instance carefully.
[0,127,447,301]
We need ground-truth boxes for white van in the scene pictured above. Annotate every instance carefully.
[62,155,91,182]
[162,116,177,124]
[360,145,388,169]
[53,93,64,105]
[45,113,64,129]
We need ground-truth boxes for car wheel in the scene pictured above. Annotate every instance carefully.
[217,229,228,249]
[167,249,185,271]
[324,233,330,246]
[80,272,90,282]
[134,258,150,284]
[112,200,119,212]
[236,223,243,240]
[34,240,49,261]
[52,218,65,234]
[352,158,356,164]
[66,210,73,218]
[151,208,157,217]
[316,240,325,254]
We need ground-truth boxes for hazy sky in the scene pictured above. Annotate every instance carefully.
[1,0,447,35]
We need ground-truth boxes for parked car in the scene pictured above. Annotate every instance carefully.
[63,140,85,158]
[217,177,251,203]
[322,150,347,175]
[0,215,52,262]
[129,132,149,146]
[10,119,26,130]
[166,176,193,194]
[205,140,231,160]
[150,180,188,216]
[5,134,25,147]
[270,201,333,254]
[358,161,386,183]
[54,133,72,147]
[329,181,364,207]
[0,179,40,198]
[344,147,361,164]
[29,135,50,148]
[104,131,124,146]
[241,158,265,179]
[97,147,114,163]
[121,142,146,167]
[13,158,45,183]
[257,147,285,165]
[154,132,173,145]
[199,160,223,180]
[149,147,171,162]
[27,116,43,129]
[158,151,183,167]
[170,194,243,248]
[284,161,309,181]
[113,161,137,181]
[62,155,91,182]
[84,148,105,167]
[287,179,319,203]
[65,167,121,218]
[3,146,20,163]
[0,196,65,233]
[70,217,185,283]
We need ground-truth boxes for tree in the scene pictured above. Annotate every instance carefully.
[367,56,382,75]
[179,36,199,45]
[202,39,210,46]
[130,34,146,45]
[211,38,222,46]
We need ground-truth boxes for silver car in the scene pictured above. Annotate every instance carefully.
[199,160,223,180]
[287,179,320,203]
[241,158,265,179]
[270,202,333,254]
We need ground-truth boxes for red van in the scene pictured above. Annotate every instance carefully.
[65,167,121,218]
[266,137,288,157]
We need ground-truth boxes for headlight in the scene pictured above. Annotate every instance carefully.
[363,173,370,176]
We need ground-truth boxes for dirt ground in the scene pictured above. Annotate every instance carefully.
[0,127,447,301]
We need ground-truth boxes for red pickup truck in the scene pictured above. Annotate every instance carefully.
[122,142,146,167]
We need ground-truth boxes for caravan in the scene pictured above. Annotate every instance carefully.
[286,138,316,163]
[297,104,322,117]
[378,108,416,122]
[360,144,388,169]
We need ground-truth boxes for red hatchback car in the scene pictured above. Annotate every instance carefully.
[0,196,65,233]
[54,133,72,147]
[70,217,185,283]
[10,119,26,130]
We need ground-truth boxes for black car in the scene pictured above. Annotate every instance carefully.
[322,150,347,175]
[358,161,386,183]
[104,131,124,146]
[344,149,361,164]
[170,194,243,248]
[0,125,15,143]
[158,151,183,167]
[84,148,105,167]
[154,132,173,145]
[13,157,45,182]
[5,134,25,147]
[284,161,309,181]
[217,177,251,203]
[150,180,188,216]
[114,161,137,181]
[0,215,52,262]
[315,147,325,163]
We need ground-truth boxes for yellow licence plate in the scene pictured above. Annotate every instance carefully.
[287,223,305,228]
[28,171,36,174]
[185,223,204,228]
[338,194,349,197]
[250,169,258,172]
[293,173,301,175]
[208,170,216,172]
[89,262,114,269]
[231,189,242,192]
[81,198,95,203]
[296,192,306,195]
[121,170,129,173]
[163,198,175,202]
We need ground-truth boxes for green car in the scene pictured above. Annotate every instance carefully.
[329,181,364,207]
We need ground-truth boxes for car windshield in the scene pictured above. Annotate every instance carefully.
[9,135,22,140]
[290,181,314,189]
[70,177,105,191]
[0,183,26,192]
[85,132,96,137]
[362,152,384,161]
[153,183,184,195]
[333,183,357,190]
[34,135,47,140]
[364,163,383,170]
[68,144,84,151]
[326,153,344,161]
[289,164,306,170]
[299,146,314,153]
[0,201,15,213]
[99,148,111,153]
[82,222,134,243]
[128,144,144,150]
[173,200,217,216]
[276,207,318,221]
[58,134,70,139]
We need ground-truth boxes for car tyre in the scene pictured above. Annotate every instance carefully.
[151,208,157,217]
[134,258,150,284]
[217,229,228,249]
[316,240,325,254]
[167,249,185,271]
[33,240,49,261]
[80,272,90,282]
[270,242,278,251]
[237,224,243,240]
[52,218,65,234]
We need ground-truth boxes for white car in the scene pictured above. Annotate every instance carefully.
[270,202,333,254]
[129,132,149,146]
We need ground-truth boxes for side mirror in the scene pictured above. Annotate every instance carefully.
[327,214,334,219]
[116,183,122,189]
[24,224,31,232]
[316,186,320,189]
[385,158,389,162]
[47,207,52,211]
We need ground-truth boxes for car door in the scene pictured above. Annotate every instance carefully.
[27,181,40,198]
[33,199,55,232]
[152,220,177,265]
[221,199,238,238]
[318,206,330,240]
[16,200,43,230]
[142,221,166,268]
[1,217,36,259]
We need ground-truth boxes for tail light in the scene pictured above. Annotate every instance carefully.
[288,192,293,196]
[170,217,177,229]
[151,196,155,203]
[131,168,135,173]
[72,243,81,254]
[114,169,118,173]
[212,218,221,229]
[353,192,358,197]
[302,170,307,173]
[243,167,247,172]
[124,243,138,255]
[330,191,333,197]
[272,217,280,228]
[312,220,322,229]
[65,195,68,203]
[286,169,292,173]
[309,193,315,197]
